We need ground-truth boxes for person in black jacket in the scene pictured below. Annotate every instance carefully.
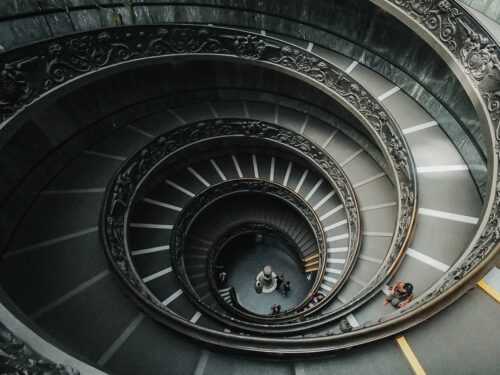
[255,281,263,294]
[271,304,281,314]
[384,281,413,308]
[282,280,291,296]
[276,274,285,289]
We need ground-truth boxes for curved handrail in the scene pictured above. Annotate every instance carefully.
[0,25,416,325]
[1,24,421,350]
[367,0,500,321]
[0,0,496,355]
[101,5,498,353]
[94,15,497,346]
[172,181,325,321]
[102,119,362,332]
[173,186,323,323]
[207,222,309,315]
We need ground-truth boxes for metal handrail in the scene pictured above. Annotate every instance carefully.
[102,118,362,332]
[0,28,412,326]
[172,182,326,325]
[1,24,422,350]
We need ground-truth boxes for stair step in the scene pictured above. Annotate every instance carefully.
[304,253,320,262]
[305,267,319,273]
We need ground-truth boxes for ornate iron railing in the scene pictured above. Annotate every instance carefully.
[1,23,425,350]
[95,14,496,347]
[207,221,308,311]
[102,119,362,332]
[0,24,414,324]
[172,182,325,324]
[0,322,78,375]
[0,1,485,192]
[208,221,306,271]
[0,27,416,318]
[367,0,500,326]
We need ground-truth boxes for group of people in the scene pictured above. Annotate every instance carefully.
[268,275,292,315]
[222,269,412,311]
[384,281,413,308]
[276,274,291,296]
[254,274,292,296]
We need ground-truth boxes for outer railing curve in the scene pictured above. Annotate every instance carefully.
[0,24,423,351]
[0,26,418,328]
[171,180,326,325]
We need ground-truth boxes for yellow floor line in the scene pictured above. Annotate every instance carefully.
[477,279,500,303]
[396,336,426,375]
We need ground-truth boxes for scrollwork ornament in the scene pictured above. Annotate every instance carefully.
[270,46,330,83]
[391,0,460,52]
[1,25,412,189]
[481,90,500,162]
[0,57,38,115]
[222,34,270,59]
[395,181,415,249]
[388,0,500,87]
[0,322,79,374]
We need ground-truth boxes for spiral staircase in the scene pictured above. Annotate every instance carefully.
[0,1,499,374]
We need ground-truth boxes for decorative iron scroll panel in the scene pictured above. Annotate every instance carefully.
[0,322,78,375]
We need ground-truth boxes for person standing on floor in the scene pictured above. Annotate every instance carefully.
[276,274,285,290]
[282,280,291,296]
[255,281,263,294]
[384,281,413,308]
[271,304,278,314]
[218,271,227,287]
[271,304,281,314]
